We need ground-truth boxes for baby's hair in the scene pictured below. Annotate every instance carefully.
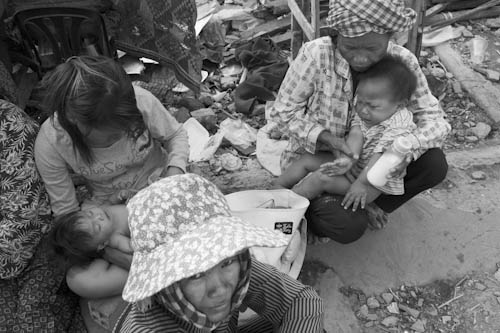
[40,56,146,164]
[49,210,102,267]
[357,54,417,103]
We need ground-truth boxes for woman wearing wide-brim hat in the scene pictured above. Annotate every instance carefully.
[113,174,324,332]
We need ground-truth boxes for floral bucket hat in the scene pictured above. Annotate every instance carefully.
[122,173,289,302]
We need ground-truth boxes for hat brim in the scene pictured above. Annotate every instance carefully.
[123,216,289,302]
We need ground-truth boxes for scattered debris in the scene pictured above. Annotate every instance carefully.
[471,171,487,180]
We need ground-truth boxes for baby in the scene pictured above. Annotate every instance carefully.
[276,54,417,209]
[50,205,130,297]
[51,205,130,266]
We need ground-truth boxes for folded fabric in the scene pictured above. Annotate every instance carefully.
[234,37,288,114]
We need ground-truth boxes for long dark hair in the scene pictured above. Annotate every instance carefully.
[40,56,146,164]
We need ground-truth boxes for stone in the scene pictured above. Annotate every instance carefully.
[364,321,374,328]
[427,307,438,316]
[420,50,429,57]
[359,304,369,317]
[418,298,424,307]
[190,108,218,132]
[410,291,417,298]
[367,297,380,309]
[462,29,474,38]
[470,122,491,139]
[486,17,500,28]
[452,81,462,94]
[465,136,479,143]
[168,106,191,123]
[411,319,426,332]
[387,302,399,314]
[429,55,440,62]
[199,95,214,107]
[176,97,205,111]
[495,29,500,37]
[430,67,446,78]
[365,313,378,321]
[399,304,420,318]
[474,282,487,291]
[381,293,394,304]
[471,171,487,180]
[494,270,500,282]
[442,315,452,324]
[381,316,399,327]
[485,69,500,81]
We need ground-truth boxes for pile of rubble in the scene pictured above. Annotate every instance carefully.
[345,266,500,332]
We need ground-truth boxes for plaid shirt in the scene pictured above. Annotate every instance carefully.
[268,37,451,169]
[349,107,416,195]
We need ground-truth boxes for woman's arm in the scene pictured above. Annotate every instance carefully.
[34,125,80,216]
[244,260,324,332]
[134,86,189,173]
[66,259,128,298]
[103,246,133,270]
[268,42,327,155]
[108,234,133,254]
[392,45,451,159]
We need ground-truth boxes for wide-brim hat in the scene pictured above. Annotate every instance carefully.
[122,173,289,302]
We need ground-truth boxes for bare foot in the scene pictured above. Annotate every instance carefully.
[365,202,389,230]
[292,172,324,199]
[318,156,353,177]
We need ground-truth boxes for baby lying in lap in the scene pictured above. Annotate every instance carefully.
[51,205,130,298]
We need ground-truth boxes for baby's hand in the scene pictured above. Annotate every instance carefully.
[319,155,353,177]
[108,234,133,254]
[108,189,138,204]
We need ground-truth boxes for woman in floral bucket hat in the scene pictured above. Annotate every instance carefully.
[113,173,324,332]
[268,0,450,239]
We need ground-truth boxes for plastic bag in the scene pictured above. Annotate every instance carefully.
[219,118,257,150]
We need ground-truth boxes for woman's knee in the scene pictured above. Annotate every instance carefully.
[412,148,448,187]
[306,194,368,244]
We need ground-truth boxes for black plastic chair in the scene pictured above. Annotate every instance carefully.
[13,6,115,76]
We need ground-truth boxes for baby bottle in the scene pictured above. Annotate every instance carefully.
[367,136,412,187]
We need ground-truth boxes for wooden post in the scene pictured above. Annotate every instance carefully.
[407,0,425,57]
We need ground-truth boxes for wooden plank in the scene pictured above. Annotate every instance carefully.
[311,0,320,39]
[288,0,315,40]
[434,42,500,124]
[240,14,291,40]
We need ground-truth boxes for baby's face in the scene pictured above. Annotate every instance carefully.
[354,78,400,127]
[77,207,115,251]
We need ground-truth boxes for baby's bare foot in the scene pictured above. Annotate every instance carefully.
[292,172,324,199]
[319,156,353,177]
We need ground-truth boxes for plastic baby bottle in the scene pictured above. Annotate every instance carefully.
[367,136,413,187]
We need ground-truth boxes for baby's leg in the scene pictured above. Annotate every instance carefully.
[275,152,334,188]
[293,173,351,199]
[318,155,353,177]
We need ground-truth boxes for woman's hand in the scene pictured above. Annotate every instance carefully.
[342,181,369,211]
[164,166,184,177]
[108,189,138,204]
[103,247,132,270]
[318,130,354,158]
[388,153,412,179]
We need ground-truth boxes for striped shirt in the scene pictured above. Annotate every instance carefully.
[112,260,324,332]
[268,37,451,170]
[349,107,416,195]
